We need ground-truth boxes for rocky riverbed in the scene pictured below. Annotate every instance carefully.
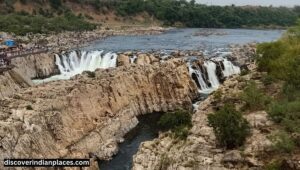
[14,26,168,53]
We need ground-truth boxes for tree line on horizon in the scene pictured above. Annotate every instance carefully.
[117,0,300,28]
[0,0,300,35]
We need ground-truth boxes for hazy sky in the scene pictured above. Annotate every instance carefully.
[196,0,299,7]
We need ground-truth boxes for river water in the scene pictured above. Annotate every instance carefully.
[94,28,283,170]
[85,28,284,52]
[99,113,162,170]
[34,28,283,84]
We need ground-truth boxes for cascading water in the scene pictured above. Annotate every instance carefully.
[33,50,117,84]
[222,58,241,77]
[204,61,220,89]
[188,58,240,94]
[130,56,137,63]
[188,63,210,93]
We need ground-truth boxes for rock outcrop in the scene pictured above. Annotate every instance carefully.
[132,69,274,170]
[11,52,58,79]
[0,68,33,98]
[0,52,58,99]
[0,59,198,169]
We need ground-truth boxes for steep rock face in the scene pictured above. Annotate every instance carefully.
[11,52,58,79]
[0,69,33,98]
[0,59,198,169]
[132,69,273,170]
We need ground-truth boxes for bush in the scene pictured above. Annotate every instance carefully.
[172,125,189,140]
[265,160,283,170]
[282,83,300,101]
[240,81,270,111]
[240,69,250,76]
[268,100,300,133]
[261,74,276,86]
[208,104,250,149]
[213,90,222,101]
[270,131,295,153]
[26,105,33,110]
[158,109,192,140]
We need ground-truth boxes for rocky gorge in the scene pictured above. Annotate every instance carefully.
[0,57,200,169]
[0,26,281,170]
[132,65,274,170]
[0,43,253,169]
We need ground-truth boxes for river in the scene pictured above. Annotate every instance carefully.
[85,28,283,52]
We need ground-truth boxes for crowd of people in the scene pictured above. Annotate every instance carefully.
[0,44,48,69]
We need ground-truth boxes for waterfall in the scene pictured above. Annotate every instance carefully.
[204,61,220,89]
[188,58,240,94]
[188,63,210,93]
[33,50,117,84]
[130,55,137,63]
[222,58,241,77]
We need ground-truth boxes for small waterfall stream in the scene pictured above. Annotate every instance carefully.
[204,61,220,89]
[33,50,117,84]
[188,59,240,94]
[222,58,241,77]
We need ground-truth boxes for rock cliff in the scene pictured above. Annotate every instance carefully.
[132,67,274,170]
[11,52,58,79]
[0,68,33,98]
[0,59,198,169]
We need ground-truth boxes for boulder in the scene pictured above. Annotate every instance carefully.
[117,54,130,66]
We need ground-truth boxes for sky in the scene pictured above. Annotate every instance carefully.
[196,0,300,7]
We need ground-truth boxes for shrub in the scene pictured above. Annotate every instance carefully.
[158,109,192,140]
[26,105,33,110]
[282,83,300,101]
[213,90,222,101]
[268,102,287,123]
[172,125,189,140]
[270,131,295,153]
[265,160,283,170]
[240,81,270,111]
[268,100,300,133]
[208,104,250,149]
[261,74,276,86]
[240,69,250,76]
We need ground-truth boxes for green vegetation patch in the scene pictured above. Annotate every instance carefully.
[158,109,192,140]
[0,12,96,35]
[117,0,299,28]
[256,19,300,163]
[208,104,250,149]
[240,81,270,111]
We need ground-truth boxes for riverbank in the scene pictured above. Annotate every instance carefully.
[12,26,169,53]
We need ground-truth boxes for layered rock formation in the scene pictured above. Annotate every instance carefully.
[0,69,33,98]
[0,52,58,99]
[0,59,198,169]
[11,52,58,79]
[132,67,274,170]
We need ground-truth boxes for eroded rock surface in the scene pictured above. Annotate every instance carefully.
[0,59,198,169]
[133,69,274,170]
[11,52,58,79]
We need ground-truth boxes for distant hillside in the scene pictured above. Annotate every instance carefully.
[0,0,299,35]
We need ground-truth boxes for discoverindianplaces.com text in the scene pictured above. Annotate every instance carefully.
[4,159,90,167]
